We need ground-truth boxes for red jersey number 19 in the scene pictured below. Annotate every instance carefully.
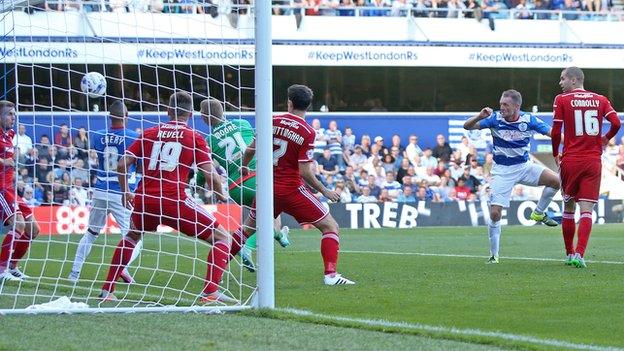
[148,141,182,171]
[574,109,599,136]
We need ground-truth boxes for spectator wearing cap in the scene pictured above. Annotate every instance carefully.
[432,134,453,162]
[373,135,389,156]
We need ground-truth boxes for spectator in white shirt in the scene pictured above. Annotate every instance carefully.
[405,135,422,165]
[356,186,378,203]
[12,123,33,158]
[311,118,327,159]
[70,178,89,207]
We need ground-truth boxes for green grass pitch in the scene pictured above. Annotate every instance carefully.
[1,224,623,351]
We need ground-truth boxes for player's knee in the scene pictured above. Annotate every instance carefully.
[316,215,339,233]
[489,209,502,222]
[212,227,232,246]
[12,216,26,234]
[25,220,40,239]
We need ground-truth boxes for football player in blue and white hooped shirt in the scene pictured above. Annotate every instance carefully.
[69,100,143,283]
[464,89,561,264]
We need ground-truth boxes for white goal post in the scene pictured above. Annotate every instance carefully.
[0,0,273,314]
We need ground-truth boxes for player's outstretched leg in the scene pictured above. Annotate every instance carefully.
[530,169,560,226]
[69,229,99,282]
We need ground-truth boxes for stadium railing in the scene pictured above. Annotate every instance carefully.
[17,1,624,22]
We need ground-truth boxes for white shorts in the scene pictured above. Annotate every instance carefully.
[489,162,546,208]
[89,189,131,236]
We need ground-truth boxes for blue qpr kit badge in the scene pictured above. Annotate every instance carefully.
[518,122,528,132]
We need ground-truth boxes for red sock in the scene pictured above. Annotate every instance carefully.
[321,232,340,275]
[561,212,576,255]
[102,237,136,293]
[0,231,15,270]
[9,232,31,268]
[203,241,230,294]
[576,211,593,257]
[228,227,247,259]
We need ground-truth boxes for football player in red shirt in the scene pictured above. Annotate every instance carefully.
[238,85,355,285]
[551,67,621,268]
[99,92,236,303]
[0,100,41,282]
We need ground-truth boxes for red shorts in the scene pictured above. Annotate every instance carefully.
[131,195,219,239]
[0,190,33,225]
[274,185,329,225]
[560,158,601,203]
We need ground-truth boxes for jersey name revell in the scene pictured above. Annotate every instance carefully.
[273,126,305,145]
[156,130,184,139]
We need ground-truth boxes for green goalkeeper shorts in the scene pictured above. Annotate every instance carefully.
[229,176,256,208]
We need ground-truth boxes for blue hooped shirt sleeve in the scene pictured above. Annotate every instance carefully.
[479,111,498,129]
[529,114,551,135]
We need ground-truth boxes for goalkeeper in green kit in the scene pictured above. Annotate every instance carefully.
[196,98,290,272]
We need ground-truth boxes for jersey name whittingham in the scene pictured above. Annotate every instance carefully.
[93,127,139,193]
[480,111,550,166]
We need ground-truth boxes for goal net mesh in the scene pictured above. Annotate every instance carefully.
[1,1,259,313]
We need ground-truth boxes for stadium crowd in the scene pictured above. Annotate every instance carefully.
[12,119,624,208]
[25,0,619,19]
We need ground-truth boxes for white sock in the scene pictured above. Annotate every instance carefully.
[535,186,558,214]
[488,220,501,257]
[72,230,98,273]
[127,239,143,267]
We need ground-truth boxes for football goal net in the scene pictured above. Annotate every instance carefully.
[0,0,274,314]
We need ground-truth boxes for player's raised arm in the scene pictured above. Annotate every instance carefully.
[299,161,340,202]
[117,154,136,209]
[464,107,493,130]
[198,162,226,202]
[551,95,564,159]
[602,106,621,146]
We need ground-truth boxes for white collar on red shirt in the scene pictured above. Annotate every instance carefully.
[167,120,188,126]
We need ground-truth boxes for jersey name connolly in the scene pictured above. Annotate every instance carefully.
[92,127,139,193]
[272,113,316,192]
[553,89,616,161]
[208,119,256,184]
[479,111,550,166]
[0,129,16,189]
[126,121,212,199]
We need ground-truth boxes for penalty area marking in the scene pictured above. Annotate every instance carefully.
[279,308,624,351]
[289,250,624,265]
